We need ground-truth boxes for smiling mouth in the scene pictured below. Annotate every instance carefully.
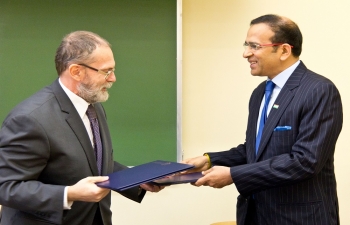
[101,83,113,91]
[249,61,257,68]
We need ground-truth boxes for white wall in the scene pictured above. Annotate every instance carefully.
[111,1,350,224]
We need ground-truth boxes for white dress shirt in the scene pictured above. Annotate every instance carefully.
[256,60,300,135]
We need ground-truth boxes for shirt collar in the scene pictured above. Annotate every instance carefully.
[58,78,90,119]
[271,60,300,89]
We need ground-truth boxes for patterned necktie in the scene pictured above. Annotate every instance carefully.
[255,80,275,155]
[86,104,103,175]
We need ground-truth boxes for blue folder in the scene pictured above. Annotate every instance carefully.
[96,160,194,191]
[152,172,203,185]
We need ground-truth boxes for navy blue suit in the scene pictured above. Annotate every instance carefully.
[208,61,343,225]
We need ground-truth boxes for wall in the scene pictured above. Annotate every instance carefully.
[112,0,350,224]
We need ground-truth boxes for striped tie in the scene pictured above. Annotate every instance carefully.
[255,81,275,155]
[86,104,103,175]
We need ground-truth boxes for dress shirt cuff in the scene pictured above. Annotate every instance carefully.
[64,186,74,210]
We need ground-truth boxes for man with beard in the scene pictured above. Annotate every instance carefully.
[0,31,162,225]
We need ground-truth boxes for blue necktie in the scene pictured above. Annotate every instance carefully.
[255,81,275,155]
[86,105,103,175]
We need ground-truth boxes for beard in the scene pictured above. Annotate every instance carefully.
[77,76,113,103]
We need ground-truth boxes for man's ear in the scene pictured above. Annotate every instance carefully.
[69,64,83,81]
[280,44,293,61]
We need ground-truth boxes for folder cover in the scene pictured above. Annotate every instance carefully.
[152,172,203,185]
[96,160,194,191]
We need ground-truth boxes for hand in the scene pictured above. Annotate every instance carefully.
[67,176,110,202]
[182,155,211,173]
[194,166,233,188]
[140,183,165,192]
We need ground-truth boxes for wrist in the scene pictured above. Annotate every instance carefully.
[67,186,78,202]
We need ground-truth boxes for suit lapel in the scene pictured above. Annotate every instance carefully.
[255,62,307,161]
[51,79,99,175]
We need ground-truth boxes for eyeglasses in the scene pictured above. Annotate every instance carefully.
[243,42,293,51]
[78,63,115,80]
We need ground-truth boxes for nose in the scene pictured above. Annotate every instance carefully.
[106,72,116,83]
[243,48,253,58]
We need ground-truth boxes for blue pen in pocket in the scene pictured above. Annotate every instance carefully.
[274,126,292,131]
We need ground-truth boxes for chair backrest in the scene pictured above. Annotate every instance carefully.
[210,221,236,225]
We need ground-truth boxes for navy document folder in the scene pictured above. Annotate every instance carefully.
[152,172,203,185]
[96,160,194,191]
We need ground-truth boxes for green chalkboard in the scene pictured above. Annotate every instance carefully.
[0,0,177,165]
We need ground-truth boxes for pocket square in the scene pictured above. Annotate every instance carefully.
[274,126,292,131]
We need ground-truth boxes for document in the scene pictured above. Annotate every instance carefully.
[152,172,203,185]
[96,160,194,191]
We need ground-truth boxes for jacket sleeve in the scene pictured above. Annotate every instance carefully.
[0,114,65,224]
[112,161,146,203]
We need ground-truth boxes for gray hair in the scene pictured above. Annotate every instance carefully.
[55,31,111,75]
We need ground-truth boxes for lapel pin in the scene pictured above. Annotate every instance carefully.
[273,104,279,109]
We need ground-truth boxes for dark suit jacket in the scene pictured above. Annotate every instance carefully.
[0,79,145,225]
[208,62,343,225]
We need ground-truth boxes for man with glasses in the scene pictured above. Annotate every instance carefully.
[0,31,162,225]
[183,14,342,225]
